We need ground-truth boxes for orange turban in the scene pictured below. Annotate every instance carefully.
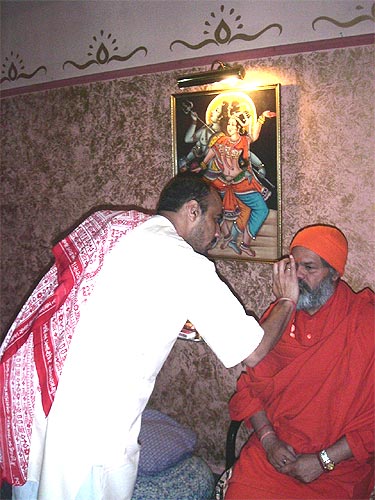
[290,225,348,276]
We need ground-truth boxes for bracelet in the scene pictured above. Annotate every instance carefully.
[257,115,266,124]
[276,297,296,308]
[256,423,273,437]
[259,430,276,443]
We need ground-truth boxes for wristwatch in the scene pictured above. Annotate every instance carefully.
[318,449,335,471]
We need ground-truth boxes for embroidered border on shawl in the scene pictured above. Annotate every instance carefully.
[0,210,150,485]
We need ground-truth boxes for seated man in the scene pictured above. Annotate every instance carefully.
[226,224,374,499]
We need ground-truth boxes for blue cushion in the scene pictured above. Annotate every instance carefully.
[132,455,215,500]
[138,409,197,475]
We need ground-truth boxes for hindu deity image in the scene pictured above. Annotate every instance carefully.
[176,90,278,260]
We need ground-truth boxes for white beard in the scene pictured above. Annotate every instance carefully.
[297,273,337,311]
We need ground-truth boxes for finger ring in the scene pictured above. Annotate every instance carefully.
[286,267,291,271]
[282,458,287,464]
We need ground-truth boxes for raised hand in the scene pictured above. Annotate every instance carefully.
[272,255,299,305]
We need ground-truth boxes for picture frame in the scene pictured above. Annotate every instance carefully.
[171,84,281,263]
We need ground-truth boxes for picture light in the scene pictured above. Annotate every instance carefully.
[177,60,245,89]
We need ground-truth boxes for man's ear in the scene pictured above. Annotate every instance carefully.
[185,200,201,222]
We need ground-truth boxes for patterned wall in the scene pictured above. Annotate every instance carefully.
[1,44,374,471]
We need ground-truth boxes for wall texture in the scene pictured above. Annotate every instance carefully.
[1,44,374,470]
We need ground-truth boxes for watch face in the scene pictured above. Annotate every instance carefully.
[319,450,335,472]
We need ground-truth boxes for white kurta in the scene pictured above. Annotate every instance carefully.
[17,215,264,500]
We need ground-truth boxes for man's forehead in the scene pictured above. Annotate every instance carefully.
[291,246,321,262]
[208,189,222,208]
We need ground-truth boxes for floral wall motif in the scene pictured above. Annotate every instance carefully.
[62,29,148,72]
[1,44,374,471]
[169,3,283,51]
[0,51,47,85]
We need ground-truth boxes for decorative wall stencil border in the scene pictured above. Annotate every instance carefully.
[63,29,148,71]
[312,2,375,30]
[1,35,373,100]
[1,51,47,85]
[170,3,282,51]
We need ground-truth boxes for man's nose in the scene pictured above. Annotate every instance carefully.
[295,263,305,279]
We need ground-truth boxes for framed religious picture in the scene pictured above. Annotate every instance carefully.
[171,84,281,263]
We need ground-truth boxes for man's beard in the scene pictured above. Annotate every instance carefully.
[297,272,337,311]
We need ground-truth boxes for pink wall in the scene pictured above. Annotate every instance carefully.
[1,43,374,469]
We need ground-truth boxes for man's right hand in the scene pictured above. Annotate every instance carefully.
[262,433,297,471]
[243,255,299,367]
[272,254,299,304]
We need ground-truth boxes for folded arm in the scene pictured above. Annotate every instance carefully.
[251,412,353,483]
[280,436,353,483]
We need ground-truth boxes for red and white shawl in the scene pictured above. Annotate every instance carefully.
[0,210,150,485]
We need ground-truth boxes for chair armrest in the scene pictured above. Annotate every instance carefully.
[225,420,243,469]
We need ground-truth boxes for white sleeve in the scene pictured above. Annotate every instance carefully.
[185,255,264,368]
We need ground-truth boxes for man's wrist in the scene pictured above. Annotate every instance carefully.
[317,449,335,472]
[256,423,273,438]
[259,430,278,451]
[259,430,276,444]
[276,297,296,308]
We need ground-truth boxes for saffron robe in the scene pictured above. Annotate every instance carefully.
[227,281,374,499]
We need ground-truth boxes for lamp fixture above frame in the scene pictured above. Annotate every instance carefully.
[177,60,246,89]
